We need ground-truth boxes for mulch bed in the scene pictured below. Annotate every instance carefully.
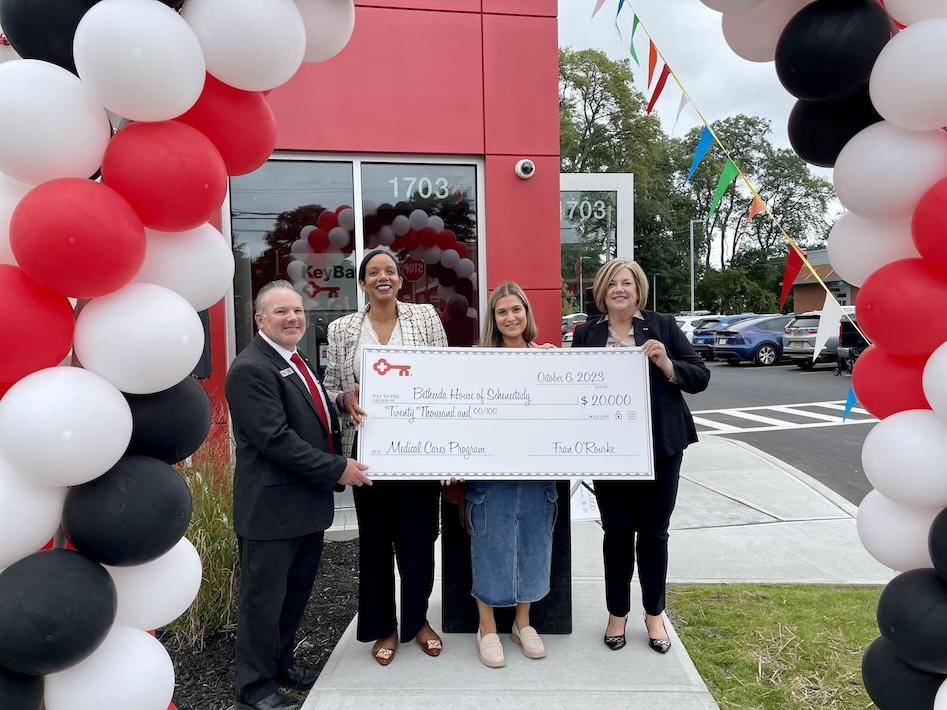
[163,539,359,710]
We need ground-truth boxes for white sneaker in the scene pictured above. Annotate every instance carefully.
[511,624,546,659]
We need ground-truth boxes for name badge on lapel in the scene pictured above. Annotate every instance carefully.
[279,367,294,377]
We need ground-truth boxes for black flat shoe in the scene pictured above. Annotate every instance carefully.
[645,613,672,655]
[275,664,318,689]
[603,616,628,651]
[235,690,301,710]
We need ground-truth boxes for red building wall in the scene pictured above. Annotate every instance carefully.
[208,1,561,401]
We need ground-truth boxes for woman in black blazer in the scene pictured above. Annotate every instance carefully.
[571,257,709,654]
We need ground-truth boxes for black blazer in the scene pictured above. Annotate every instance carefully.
[571,311,710,458]
[225,334,347,540]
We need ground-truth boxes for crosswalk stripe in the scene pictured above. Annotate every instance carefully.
[718,409,791,427]
[691,416,740,433]
[690,400,878,435]
[766,405,844,422]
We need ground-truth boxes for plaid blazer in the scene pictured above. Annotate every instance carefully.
[324,301,448,456]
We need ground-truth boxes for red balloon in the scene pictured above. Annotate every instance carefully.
[317,210,339,232]
[856,258,947,356]
[852,345,929,419]
[912,177,947,273]
[175,74,276,177]
[403,230,420,251]
[11,178,145,298]
[308,227,329,251]
[418,227,438,247]
[436,229,457,250]
[0,265,74,385]
[454,242,468,259]
[102,121,227,232]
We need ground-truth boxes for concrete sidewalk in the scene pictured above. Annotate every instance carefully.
[306,437,893,710]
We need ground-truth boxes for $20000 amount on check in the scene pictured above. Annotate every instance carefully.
[356,346,654,480]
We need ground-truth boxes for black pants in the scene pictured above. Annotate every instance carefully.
[353,480,440,643]
[235,532,324,704]
[593,452,683,617]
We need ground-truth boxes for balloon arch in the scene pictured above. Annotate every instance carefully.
[0,1,355,709]
[702,0,947,706]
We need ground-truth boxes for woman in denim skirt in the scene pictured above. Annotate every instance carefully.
[466,282,557,668]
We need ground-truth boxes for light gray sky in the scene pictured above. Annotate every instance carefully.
[557,0,801,155]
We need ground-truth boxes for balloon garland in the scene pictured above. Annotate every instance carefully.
[701,0,947,704]
[0,1,356,709]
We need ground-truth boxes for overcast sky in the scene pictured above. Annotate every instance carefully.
[557,0,805,159]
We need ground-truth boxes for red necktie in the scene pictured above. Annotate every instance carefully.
[290,352,335,454]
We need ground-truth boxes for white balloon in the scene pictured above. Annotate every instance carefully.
[408,209,429,231]
[857,489,939,571]
[287,260,307,282]
[182,0,306,91]
[0,367,131,487]
[391,214,410,236]
[700,0,767,10]
[826,213,918,287]
[45,625,174,710]
[0,60,110,185]
[722,0,813,63]
[299,225,315,242]
[886,0,947,25]
[74,283,205,394]
[427,215,445,232]
[466,307,478,319]
[291,238,314,256]
[134,224,235,311]
[107,538,202,630]
[0,173,29,265]
[362,199,378,216]
[422,245,443,265]
[337,207,356,231]
[440,249,460,270]
[455,258,475,278]
[834,121,947,219]
[377,225,395,246]
[870,19,947,131]
[0,458,65,568]
[328,226,350,249]
[295,0,356,63]
[74,0,205,122]
[936,678,947,709]
[862,409,947,507]
[923,342,947,422]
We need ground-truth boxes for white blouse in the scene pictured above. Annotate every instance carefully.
[354,317,404,382]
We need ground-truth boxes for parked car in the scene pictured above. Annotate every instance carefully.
[713,314,794,366]
[782,307,856,369]
[675,314,720,343]
[561,312,587,343]
[836,312,869,375]
[691,314,758,360]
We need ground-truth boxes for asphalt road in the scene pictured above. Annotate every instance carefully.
[682,358,873,506]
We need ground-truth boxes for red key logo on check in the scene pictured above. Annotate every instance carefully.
[373,358,412,377]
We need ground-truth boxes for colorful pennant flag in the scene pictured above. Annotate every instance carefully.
[747,195,766,222]
[592,0,608,18]
[629,14,641,65]
[646,64,671,114]
[671,94,690,135]
[812,291,845,363]
[648,40,658,87]
[707,158,738,222]
[687,126,713,180]
[843,385,858,422]
[779,246,806,308]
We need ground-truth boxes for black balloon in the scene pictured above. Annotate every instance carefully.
[455,276,474,301]
[877,568,947,673]
[929,507,947,583]
[438,269,457,287]
[124,377,211,464]
[0,550,115,676]
[788,85,881,168]
[0,665,43,710]
[376,203,396,225]
[862,636,944,709]
[159,0,185,7]
[775,0,892,102]
[63,455,192,566]
[394,200,413,217]
[0,0,100,74]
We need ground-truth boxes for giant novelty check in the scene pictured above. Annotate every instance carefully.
[356,346,654,480]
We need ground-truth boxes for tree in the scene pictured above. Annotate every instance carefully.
[696,268,778,314]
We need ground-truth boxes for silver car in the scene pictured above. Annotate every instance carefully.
[782,307,855,370]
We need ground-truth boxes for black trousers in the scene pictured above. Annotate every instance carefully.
[353,480,440,643]
[235,532,324,704]
[593,452,683,617]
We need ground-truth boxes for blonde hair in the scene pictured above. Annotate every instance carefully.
[592,258,649,314]
[480,282,537,347]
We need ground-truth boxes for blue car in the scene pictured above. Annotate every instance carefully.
[690,314,758,360]
[713,314,794,366]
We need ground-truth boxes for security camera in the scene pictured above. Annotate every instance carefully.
[514,159,536,180]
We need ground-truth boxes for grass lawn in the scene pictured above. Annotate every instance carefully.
[667,585,881,710]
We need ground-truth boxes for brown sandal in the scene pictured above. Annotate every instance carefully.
[371,638,398,666]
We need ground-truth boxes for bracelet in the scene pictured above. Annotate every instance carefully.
[338,391,348,411]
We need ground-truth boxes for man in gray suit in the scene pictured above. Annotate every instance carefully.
[226,281,371,710]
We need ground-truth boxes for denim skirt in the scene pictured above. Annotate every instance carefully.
[465,481,557,607]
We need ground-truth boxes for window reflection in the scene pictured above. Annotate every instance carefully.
[560,190,617,318]
[360,163,480,347]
